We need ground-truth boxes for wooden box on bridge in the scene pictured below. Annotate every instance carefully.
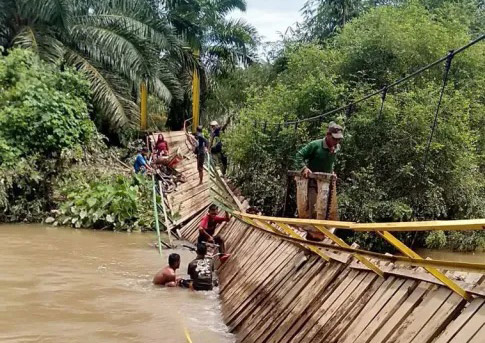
[288,171,338,222]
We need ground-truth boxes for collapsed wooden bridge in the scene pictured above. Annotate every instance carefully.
[163,131,485,343]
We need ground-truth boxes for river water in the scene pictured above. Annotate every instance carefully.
[0,224,234,343]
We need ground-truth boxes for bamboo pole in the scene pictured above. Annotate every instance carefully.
[159,181,173,246]
[151,174,162,257]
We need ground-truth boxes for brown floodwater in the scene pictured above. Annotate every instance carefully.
[418,248,485,263]
[0,224,234,343]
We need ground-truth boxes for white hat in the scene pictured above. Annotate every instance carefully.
[210,121,219,126]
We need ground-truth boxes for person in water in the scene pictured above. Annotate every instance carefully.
[187,243,214,291]
[153,253,181,287]
[134,147,153,174]
[199,204,231,263]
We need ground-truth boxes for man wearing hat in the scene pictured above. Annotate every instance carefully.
[209,120,228,175]
[295,121,344,177]
[294,122,343,240]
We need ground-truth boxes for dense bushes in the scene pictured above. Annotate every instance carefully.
[0,49,96,221]
[224,3,485,251]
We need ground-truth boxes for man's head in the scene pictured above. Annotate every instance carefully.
[196,125,203,133]
[209,120,219,131]
[208,204,218,217]
[196,243,207,257]
[326,122,344,147]
[168,253,180,269]
[140,147,149,156]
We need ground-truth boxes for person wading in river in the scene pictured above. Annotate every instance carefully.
[153,253,181,287]
[199,204,231,263]
[187,243,214,291]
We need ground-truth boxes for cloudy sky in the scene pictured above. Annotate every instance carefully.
[229,0,306,42]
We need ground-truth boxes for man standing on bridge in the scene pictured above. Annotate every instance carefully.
[294,122,344,240]
[295,121,344,177]
[199,204,231,263]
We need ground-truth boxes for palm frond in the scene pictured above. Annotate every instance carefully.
[65,49,138,129]
[17,0,71,28]
[12,25,64,63]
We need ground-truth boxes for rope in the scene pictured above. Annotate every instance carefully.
[423,51,454,169]
[377,86,388,120]
[259,34,484,127]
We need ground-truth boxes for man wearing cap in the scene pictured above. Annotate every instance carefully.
[209,120,228,175]
[295,122,344,177]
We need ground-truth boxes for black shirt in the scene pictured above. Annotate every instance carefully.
[187,257,214,291]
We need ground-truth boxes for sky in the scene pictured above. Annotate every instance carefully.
[229,0,306,42]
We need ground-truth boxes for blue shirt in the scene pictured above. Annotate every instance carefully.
[134,153,148,173]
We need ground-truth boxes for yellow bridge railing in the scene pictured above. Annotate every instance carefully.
[200,138,485,302]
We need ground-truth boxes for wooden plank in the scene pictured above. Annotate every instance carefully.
[240,258,323,343]
[224,243,296,325]
[287,264,355,343]
[354,278,418,343]
[387,287,452,343]
[449,303,485,343]
[339,276,405,343]
[328,275,387,343]
[265,261,344,343]
[410,292,465,343]
[369,281,432,343]
[468,324,485,343]
[227,249,304,330]
[314,272,379,343]
[297,270,366,343]
[433,299,485,343]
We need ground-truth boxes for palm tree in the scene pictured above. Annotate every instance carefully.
[166,0,259,74]
[0,0,188,133]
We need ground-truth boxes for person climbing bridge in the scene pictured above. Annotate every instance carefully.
[187,243,214,291]
[209,120,228,175]
[194,125,209,185]
[295,121,344,177]
[153,253,181,287]
[134,147,153,174]
[199,204,231,263]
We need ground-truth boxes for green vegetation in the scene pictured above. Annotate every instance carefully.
[0,48,95,221]
[221,2,485,251]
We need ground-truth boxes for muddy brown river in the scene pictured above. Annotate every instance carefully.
[0,224,234,343]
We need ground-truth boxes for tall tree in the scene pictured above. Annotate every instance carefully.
[0,0,187,134]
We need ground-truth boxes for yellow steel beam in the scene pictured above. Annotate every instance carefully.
[313,224,384,277]
[378,231,472,301]
[191,50,200,134]
[140,81,148,130]
[353,220,485,232]
[235,211,485,232]
[253,219,331,261]
[235,211,354,229]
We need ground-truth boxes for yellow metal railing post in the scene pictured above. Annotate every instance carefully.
[191,50,200,134]
[377,231,471,301]
[140,81,148,130]
[313,224,384,277]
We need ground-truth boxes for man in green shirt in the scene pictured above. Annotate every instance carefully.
[295,122,344,177]
[294,123,344,240]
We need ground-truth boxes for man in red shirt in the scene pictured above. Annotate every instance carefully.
[199,204,231,262]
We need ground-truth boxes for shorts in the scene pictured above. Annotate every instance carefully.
[197,153,205,171]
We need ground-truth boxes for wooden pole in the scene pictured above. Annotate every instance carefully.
[140,81,148,130]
